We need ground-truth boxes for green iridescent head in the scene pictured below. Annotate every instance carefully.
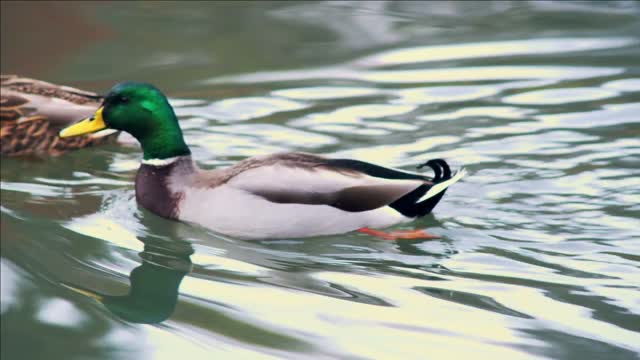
[60,82,190,160]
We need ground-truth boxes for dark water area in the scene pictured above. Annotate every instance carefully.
[2,1,639,359]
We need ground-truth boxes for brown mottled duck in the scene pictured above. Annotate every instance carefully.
[1,75,119,156]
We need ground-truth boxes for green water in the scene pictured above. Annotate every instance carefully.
[1,1,639,359]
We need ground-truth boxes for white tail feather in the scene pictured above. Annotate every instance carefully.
[418,168,467,203]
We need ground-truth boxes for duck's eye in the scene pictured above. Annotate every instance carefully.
[120,96,129,103]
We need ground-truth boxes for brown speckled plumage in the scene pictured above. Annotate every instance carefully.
[1,75,119,156]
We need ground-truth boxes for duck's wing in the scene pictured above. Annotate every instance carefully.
[222,153,456,213]
[1,75,103,100]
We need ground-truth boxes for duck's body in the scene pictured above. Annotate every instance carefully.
[135,153,463,239]
[60,82,465,240]
[1,75,118,156]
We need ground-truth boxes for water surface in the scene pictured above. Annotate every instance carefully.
[1,1,639,359]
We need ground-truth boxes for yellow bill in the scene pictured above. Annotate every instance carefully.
[59,107,107,138]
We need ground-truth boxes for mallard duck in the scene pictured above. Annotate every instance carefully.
[60,82,465,240]
[1,75,119,156]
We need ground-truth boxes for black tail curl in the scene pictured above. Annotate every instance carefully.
[417,159,451,182]
[389,158,453,218]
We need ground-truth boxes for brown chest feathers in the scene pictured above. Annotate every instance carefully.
[135,163,184,220]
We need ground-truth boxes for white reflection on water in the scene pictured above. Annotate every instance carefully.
[602,78,640,91]
[63,191,144,252]
[177,273,542,360]
[355,38,636,67]
[36,298,87,328]
[179,97,308,122]
[393,85,499,105]
[65,216,144,253]
[0,259,23,315]
[190,251,270,277]
[467,103,640,138]
[207,65,624,85]
[535,103,640,129]
[144,324,282,360]
[359,66,623,84]
[330,136,461,167]
[503,87,619,105]
[192,123,338,154]
[0,182,67,198]
[205,37,632,86]
[420,106,536,121]
[290,103,417,136]
[272,86,380,100]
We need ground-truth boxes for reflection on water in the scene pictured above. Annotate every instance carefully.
[62,236,193,324]
[2,1,640,359]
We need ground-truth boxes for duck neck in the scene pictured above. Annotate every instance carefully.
[138,121,191,161]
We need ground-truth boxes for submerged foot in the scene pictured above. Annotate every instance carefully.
[357,227,441,240]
